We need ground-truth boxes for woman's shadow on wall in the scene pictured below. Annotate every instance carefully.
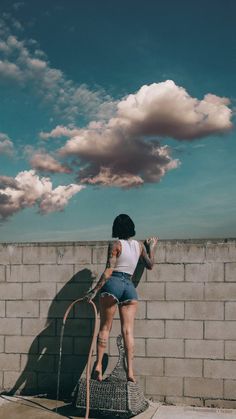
[3,259,145,399]
[3,268,99,398]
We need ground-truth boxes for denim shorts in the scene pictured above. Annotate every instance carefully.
[100,271,138,305]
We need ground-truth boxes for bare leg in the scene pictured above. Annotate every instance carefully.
[119,301,138,382]
[95,294,117,381]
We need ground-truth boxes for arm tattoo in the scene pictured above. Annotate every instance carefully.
[93,241,118,292]
[140,242,154,269]
[106,241,118,269]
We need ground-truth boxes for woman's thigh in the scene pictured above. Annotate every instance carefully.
[99,294,117,329]
[118,300,138,331]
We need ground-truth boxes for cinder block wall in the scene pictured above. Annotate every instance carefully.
[0,239,236,408]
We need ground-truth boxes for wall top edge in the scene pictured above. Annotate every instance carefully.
[0,238,235,247]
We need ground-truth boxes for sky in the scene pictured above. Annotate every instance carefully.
[0,0,235,242]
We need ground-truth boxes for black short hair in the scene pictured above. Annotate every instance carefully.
[112,214,136,239]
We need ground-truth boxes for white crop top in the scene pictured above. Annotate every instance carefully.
[114,239,141,275]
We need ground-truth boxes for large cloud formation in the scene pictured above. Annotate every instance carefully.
[0,170,84,219]
[112,81,232,140]
[39,80,232,188]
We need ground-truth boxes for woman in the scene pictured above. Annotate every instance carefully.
[85,214,158,383]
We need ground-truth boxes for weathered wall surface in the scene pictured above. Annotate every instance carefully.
[0,239,236,407]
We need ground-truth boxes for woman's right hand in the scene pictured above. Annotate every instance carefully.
[84,288,97,303]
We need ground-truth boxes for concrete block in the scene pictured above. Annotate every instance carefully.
[0,371,3,388]
[74,245,92,264]
[109,319,122,336]
[185,302,224,320]
[147,338,184,357]
[0,283,22,299]
[23,245,57,264]
[225,262,236,281]
[205,283,236,301]
[21,354,55,372]
[134,320,164,338]
[184,377,223,397]
[0,265,5,281]
[57,318,91,336]
[23,282,56,300]
[56,245,74,264]
[165,243,205,263]
[224,380,236,399]
[0,336,4,352]
[74,337,93,355]
[166,320,203,339]
[134,357,163,376]
[74,301,99,319]
[0,244,22,264]
[138,283,165,300]
[225,302,236,320]
[6,264,40,282]
[40,300,74,318]
[205,321,236,340]
[0,354,20,371]
[92,245,108,264]
[166,283,204,300]
[154,243,166,263]
[56,282,88,300]
[165,358,202,377]
[147,301,184,319]
[185,339,224,359]
[3,371,36,391]
[185,263,224,282]
[39,336,73,354]
[206,242,236,262]
[146,376,183,396]
[147,263,184,282]
[57,354,88,373]
[0,301,5,317]
[74,264,104,282]
[110,337,145,356]
[225,341,236,360]
[22,318,56,336]
[6,300,39,318]
[0,318,21,335]
[204,360,236,379]
[38,372,74,392]
[5,336,38,353]
[40,264,73,282]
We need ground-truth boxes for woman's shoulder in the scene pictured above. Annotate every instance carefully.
[108,240,122,252]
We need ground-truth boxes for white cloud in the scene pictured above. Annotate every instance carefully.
[0,170,85,219]
[0,133,14,156]
[0,18,115,122]
[39,184,84,214]
[39,125,82,140]
[29,152,72,174]
[0,59,22,81]
[110,81,233,140]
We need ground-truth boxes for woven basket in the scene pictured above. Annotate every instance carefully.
[73,335,149,417]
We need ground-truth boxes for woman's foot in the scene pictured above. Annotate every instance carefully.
[93,370,103,382]
[92,362,103,382]
[127,373,136,383]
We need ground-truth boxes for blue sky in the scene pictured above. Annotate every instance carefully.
[0,0,235,242]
